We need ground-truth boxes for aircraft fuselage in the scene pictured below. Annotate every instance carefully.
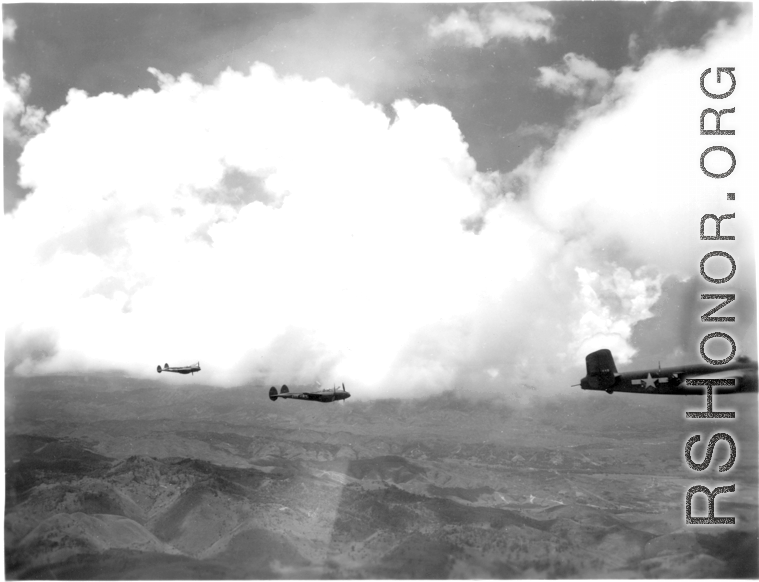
[157,363,201,375]
[580,349,757,395]
[291,390,351,403]
[269,384,351,402]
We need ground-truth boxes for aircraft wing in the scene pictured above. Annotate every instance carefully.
[680,368,750,380]
[677,365,757,392]
[278,391,321,399]
[270,385,326,401]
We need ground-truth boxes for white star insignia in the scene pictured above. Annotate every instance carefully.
[643,373,657,389]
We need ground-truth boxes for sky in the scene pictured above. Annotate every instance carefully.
[3,3,756,396]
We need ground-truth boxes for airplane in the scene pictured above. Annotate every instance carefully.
[269,383,351,403]
[577,349,757,395]
[156,362,201,375]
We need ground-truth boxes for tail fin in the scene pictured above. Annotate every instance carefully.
[280,385,289,394]
[164,363,169,370]
[157,365,162,373]
[585,349,618,391]
[269,386,278,401]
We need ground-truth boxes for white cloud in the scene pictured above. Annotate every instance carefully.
[428,5,554,48]
[522,15,755,362]
[428,9,486,48]
[4,15,754,394]
[4,72,47,144]
[5,64,507,390]
[3,17,17,42]
[3,61,591,394]
[573,267,662,365]
[537,53,613,103]
[528,17,755,277]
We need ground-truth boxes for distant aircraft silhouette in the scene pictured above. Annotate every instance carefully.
[577,349,757,394]
[269,383,350,403]
[157,362,201,375]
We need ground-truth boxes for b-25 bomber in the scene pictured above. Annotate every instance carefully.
[579,349,757,395]
[157,362,201,375]
[269,383,350,403]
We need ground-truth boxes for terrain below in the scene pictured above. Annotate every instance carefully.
[5,374,758,578]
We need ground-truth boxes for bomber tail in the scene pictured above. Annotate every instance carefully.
[157,365,162,373]
[269,386,278,401]
[583,349,619,392]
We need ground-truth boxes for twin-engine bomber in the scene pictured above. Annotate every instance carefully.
[156,362,201,375]
[578,349,757,394]
[269,383,351,403]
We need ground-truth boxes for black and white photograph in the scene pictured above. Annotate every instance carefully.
[3,2,757,578]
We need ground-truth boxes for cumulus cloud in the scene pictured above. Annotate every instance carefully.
[537,53,614,104]
[5,65,505,390]
[523,15,755,365]
[4,73,47,144]
[3,17,17,41]
[573,267,662,362]
[528,19,754,278]
[3,63,609,393]
[428,5,554,48]
[4,15,754,395]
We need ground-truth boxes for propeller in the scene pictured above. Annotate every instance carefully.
[331,383,348,403]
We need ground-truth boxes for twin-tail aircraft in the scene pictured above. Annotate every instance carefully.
[577,349,757,395]
[269,383,350,403]
[157,362,201,375]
